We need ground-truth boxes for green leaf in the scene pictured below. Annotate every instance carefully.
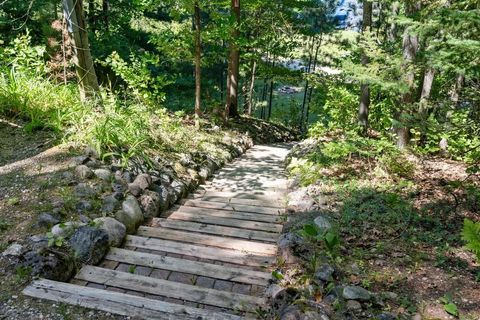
[272,270,284,280]
[444,302,458,317]
[303,224,318,237]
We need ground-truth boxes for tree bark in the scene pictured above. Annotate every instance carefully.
[194,0,202,116]
[63,0,100,101]
[246,59,256,115]
[388,2,399,42]
[102,0,110,30]
[225,0,240,121]
[358,1,372,136]
[450,74,464,106]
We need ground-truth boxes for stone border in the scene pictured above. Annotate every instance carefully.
[2,134,253,282]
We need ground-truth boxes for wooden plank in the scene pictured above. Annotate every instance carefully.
[167,211,283,233]
[198,186,287,194]
[138,226,277,255]
[188,195,284,209]
[149,218,278,243]
[171,204,282,223]
[180,199,284,215]
[106,248,271,286]
[23,279,243,320]
[126,235,274,266]
[76,266,265,311]
[193,190,285,202]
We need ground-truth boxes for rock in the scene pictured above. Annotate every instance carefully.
[85,159,101,168]
[179,153,194,167]
[139,190,161,218]
[21,249,75,282]
[170,179,187,198]
[69,226,109,264]
[94,169,112,181]
[265,284,284,300]
[198,167,211,181]
[27,235,49,251]
[280,305,301,320]
[287,188,316,213]
[166,186,179,206]
[301,311,330,320]
[127,183,143,197]
[112,183,126,193]
[112,191,124,201]
[376,313,397,320]
[314,216,332,233]
[51,221,85,238]
[342,286,372,301]
[116,196,143,233]
[382,292,398,300]
[315,264,335,281]
[72,155,89,166]
[94,217,126,247]
[102,195,120,214]
[84,145,98,158]
[76,200,93,213]
[74,183,95,197]
[133,173,153,190]
[152,185,170,212]
[278,233,304,264]
[2,243,24,257]
[75,165,94,179]
[346,300,362,311]
[35,213,60,228]
[122,171,133,183]
[79,214,91,223]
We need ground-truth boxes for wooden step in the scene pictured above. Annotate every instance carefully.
[167,211,283,233]
[170,205,282,223]
[126,235,274,266]
[198,186,287,193]
[193,190,285,202]
[189,195,284,208]
[23,279,243,320]
[180,199,284,215]
[106,248,271,286]
[137,226,277,255]
[75,266,265,311]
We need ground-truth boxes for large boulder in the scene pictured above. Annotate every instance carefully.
[51,221,86,238]
[342,286,372,301]
[287,188,316,213]
[133,173,153,190]
[94,217,126,247]
[69,226,109,265]
[115,196,143,233]
[152,184,170,212]
[21,249,75,282]
[139,190,162,218]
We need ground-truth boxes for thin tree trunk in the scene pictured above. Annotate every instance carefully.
[194,0,202,116]
[268,79,274,120]
[246,59,257,115]
[102,0,110,30]
[450,74,464,106]
[418,67,436,146]
[225,0,240,121]
[63,0,100,101]
[388,2,399,42]
[358,1,372,136]
[300,36,315,129]
[305,38,321,127]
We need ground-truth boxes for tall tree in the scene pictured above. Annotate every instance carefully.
[225,0,240,121]
[193,0,202,116]
[63,0,100,101]
[358,0,372,136]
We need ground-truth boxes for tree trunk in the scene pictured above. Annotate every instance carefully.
[267,78,274,120]
[418,67,436,146]
[388,2,400,42]
[305,39,321,127]
[63,0,100,101]
[246,59,256,116]
[300,36,315,130]
[225,0,240,121]
[194,0,202,116]
[358,1,372,136]
[393,27,419,148]
[102,0,110,30]
[450,74,464,106]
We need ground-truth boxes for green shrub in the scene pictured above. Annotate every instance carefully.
[462,218,480,262]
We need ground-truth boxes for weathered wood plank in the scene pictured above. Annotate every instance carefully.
[167,211,283,233]
[149,218,278,242]
[180,199,284,215]
[170,205,282,223]
[187,195,284,209]
[106,248,271,286]
[193,190,284,202]
[126,235,275,266]
[76,266,265,311]
[138,226,277,254]
[23,279,243,320]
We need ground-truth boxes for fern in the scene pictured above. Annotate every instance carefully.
[462,219,480,262]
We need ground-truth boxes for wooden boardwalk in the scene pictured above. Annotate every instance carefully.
[23,144,291,319]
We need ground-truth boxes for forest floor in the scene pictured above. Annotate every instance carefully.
[282,136,480,320]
